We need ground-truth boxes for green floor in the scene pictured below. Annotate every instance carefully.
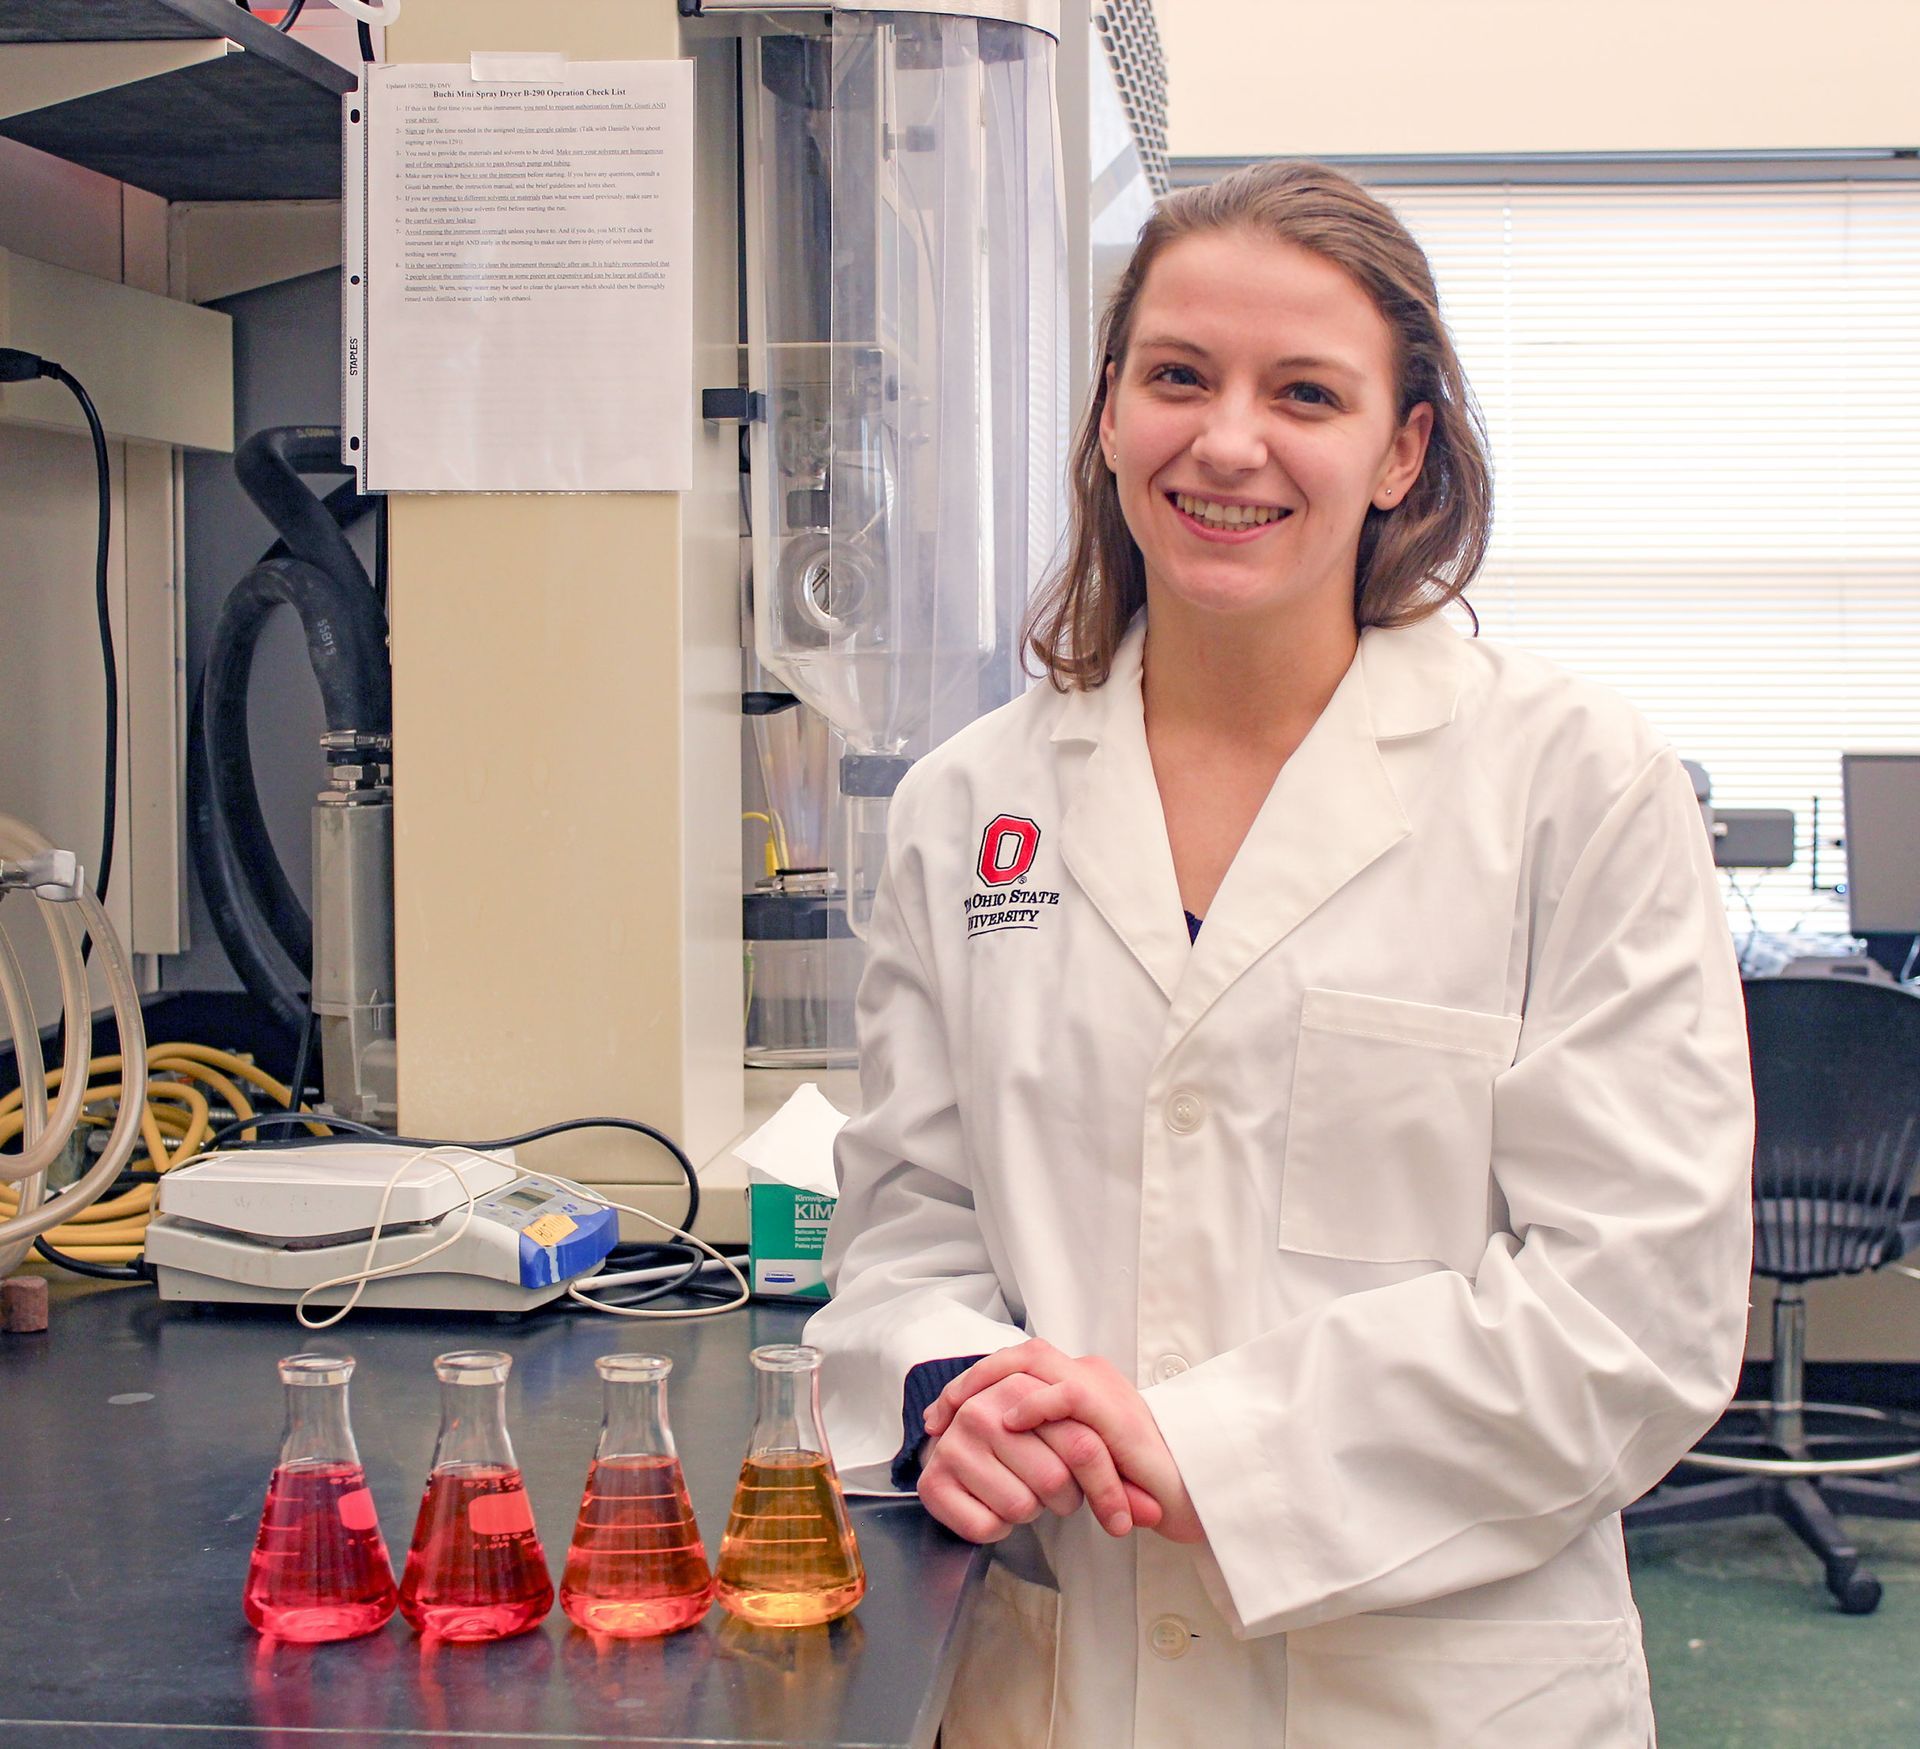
[1629,1517,1920,1747]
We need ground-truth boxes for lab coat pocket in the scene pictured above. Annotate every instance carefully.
[1283,1613,1640,1749]
[939,1559,1060,1749]
[1281,989,1521,1277]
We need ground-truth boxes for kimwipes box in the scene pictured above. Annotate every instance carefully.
[748,1171,836,1300]
[738,1083,849,1302]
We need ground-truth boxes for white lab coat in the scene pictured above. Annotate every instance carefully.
[806,613,1754,1749]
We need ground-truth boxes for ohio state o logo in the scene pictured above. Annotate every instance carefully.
[977,815,1041,887]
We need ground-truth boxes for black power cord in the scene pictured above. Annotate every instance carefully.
[37,1239,143,1282]
[0,348,116,945]
[2,346,127,1280]
[197,1111,704,1238]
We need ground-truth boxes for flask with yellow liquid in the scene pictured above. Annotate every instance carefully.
[714,1344,866,1627]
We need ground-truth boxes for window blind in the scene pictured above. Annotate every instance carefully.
[1376,180,1920,935]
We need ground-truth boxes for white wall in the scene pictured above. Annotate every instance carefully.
[1160,0,1920,159]
[0,139,157,1023]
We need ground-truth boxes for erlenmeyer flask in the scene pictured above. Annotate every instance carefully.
[561,1353,714,1636]
[398,1349,553,1641]
[714,1343,865,1627]
[243,1352,398,1642]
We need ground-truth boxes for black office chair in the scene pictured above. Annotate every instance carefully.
[1626,975,1920,1614]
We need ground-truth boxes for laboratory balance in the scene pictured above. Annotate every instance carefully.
[145,1144,619,1313]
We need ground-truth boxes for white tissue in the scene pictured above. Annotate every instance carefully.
[733,1083,847,1199]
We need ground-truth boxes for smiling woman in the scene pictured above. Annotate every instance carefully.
[806,157,1756,1749]
[1029,159,1493,691]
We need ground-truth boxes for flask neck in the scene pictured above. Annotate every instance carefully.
[280,1377,360,1469]
[431,1377,519,1472]
[749,1362,826,1458]
[600,1375,676,1462]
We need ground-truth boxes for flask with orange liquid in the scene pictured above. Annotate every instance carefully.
[714,1343,865,1627]
[560,1352,715,1635]
[398,1349,553,1641]
[243,1351,398,1642]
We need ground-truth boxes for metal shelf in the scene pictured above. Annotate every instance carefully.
[0,0,354,202]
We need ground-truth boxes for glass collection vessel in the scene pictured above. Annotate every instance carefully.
[398,1349,553,1641]
[243,1352,398,1643]
[560,1353,715,1636]
[714,1344,865,1628]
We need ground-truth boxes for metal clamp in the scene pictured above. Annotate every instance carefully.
[320,730,394,759]
[0,849,84,902]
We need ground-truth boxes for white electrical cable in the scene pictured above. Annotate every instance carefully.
[586,1255,740,1292]
[293,1143,489,1330]
[562,1182,751,1321]
[328,0,400,23]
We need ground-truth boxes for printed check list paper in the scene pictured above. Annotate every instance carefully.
[345,61,694,492]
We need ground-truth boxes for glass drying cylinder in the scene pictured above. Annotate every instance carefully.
[398,1349,553,1642]
[744,13,1069,933]
[243,1352,398,1643]
[561,1353,715,1636]
[714,1343,866,1628]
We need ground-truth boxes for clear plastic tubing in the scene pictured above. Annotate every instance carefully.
[0,919,48,1275]
[0,813,147,1272]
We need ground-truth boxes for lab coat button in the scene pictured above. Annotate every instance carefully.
[1148,1615,1192,1659]
[1165,1091,1205,1134]
[1152,1353,1189,1383]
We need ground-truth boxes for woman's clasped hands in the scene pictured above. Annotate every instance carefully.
[916,1339,1206,1546]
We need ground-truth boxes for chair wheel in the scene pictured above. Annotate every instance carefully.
[1833,1572,1882,1615]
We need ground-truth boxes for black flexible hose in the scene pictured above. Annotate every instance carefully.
[270,479,380,571]
[189,554,391,1028]
[234,472,380,982]
[186,682,308,1036]
[189,433,388,1029]
[210,555,390,756]
[233,428,375,601]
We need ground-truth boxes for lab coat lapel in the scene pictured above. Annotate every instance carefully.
[1166,616,1466,1039]
[1054,623,1190,1003]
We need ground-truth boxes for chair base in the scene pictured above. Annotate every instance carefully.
[1675,1399,1920,1478]
[1628,1464,1920,1615]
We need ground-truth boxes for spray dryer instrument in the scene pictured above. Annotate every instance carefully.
[146,1145,618,1313]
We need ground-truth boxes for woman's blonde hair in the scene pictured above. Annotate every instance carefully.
[1027,159,1492,689]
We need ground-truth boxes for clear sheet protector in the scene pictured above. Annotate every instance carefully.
[343,59,694,492]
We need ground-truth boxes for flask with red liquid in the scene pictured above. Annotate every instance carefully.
[398,1349,553,1641]
[243,1351,398,1642]
[714,1344,866,1627]
[560,1352,714,1635]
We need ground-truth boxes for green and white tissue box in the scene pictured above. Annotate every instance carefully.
[747,1169,836,1300]
[738,1083,848,1302]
